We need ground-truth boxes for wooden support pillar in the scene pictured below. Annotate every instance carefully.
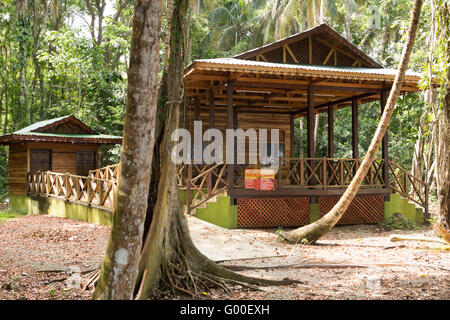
[290,114,295,159]
[194,96,201,121]
[233,107,238,129]
[209,88,215,128]
[328,105,334,158]
[381,91,389,188]
[227,82,234,190]
[352,97,359,159]
[307,86,315,158]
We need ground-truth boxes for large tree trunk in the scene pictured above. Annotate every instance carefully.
[435,1,450,228]
[93,0,164,300]
[278,0,424,244]
[437,84,450,227]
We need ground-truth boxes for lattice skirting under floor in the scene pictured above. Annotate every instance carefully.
[237,198,310,228]
[318,196,385,225]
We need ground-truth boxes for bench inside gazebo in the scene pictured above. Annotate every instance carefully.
[179,23,428,229]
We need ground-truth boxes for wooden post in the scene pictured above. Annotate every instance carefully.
[327,105,334,158]
[307,86,315,158]
[307,86,315,186]
[209,88,215,128]
[381,91,389,189]
[352,97,359,159]
[207,171,212,197]
[227,81,234,190]
[290,114,295,160]
[194,96,201,121]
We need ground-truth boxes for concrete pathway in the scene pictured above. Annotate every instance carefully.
[186,214,293,262]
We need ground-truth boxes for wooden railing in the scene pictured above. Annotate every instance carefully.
[286,157,385,188]
[27,170,117,210]
[178,157,429,214]
[184,162,229,212]
[388,160,428,212]
[89,163,120,181]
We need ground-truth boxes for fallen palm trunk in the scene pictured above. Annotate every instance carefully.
[390,235,449,245]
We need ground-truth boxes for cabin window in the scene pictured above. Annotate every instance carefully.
[30,149,52,173]
[76,151,96,176]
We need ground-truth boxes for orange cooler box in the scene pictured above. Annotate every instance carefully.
[244,169,260,190]
[260,169,275,191]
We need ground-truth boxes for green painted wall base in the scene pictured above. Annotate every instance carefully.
[384,193,424,224]
[9,195,112,226]
[310,203,319,223]
[195,196,237,229]
[188,192,425,229]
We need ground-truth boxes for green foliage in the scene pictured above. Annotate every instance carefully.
[0,209,27,222]
[0,1,133,199]
[0,0,437,203]
[379,213,419,230]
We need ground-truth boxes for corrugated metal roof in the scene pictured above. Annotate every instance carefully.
[187,58,421,82]
[0,115,122,144]
[12,131,122,140]
[14,115,72,134]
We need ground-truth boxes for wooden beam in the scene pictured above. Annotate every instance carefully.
[315,37,363,67]
[328,105,334,158]
[308,37,312,64]
[209,88,215,128]
[227,187,392,198]
[323,48,334,65]
[187,80,417,93]
[195,96,201,120]
[352,98,359,159]
[308,92,379,112]
[307,86,315,158]
[187,75,415,92]
[285,44,299,63]
[258,54,268,62]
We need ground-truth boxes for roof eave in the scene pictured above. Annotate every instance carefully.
[187,60,421,84]
[0,134,122,145]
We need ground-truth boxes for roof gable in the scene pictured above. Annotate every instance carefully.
[234,24,382,68]
[14,115,97,135]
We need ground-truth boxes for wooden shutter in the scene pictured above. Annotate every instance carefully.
[30,149,52,173]
[76,151,96,176]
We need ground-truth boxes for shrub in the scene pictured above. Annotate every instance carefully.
[379,213,419,231]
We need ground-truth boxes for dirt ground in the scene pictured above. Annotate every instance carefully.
[0,214,448,300]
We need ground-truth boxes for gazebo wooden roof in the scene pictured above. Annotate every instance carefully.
[184,23,421,116]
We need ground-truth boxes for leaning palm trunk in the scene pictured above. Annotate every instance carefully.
[278,0,424,244]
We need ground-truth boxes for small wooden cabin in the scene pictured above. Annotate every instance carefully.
[0,115,122,197]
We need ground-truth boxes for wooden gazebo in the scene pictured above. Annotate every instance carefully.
[181,24,426,228]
